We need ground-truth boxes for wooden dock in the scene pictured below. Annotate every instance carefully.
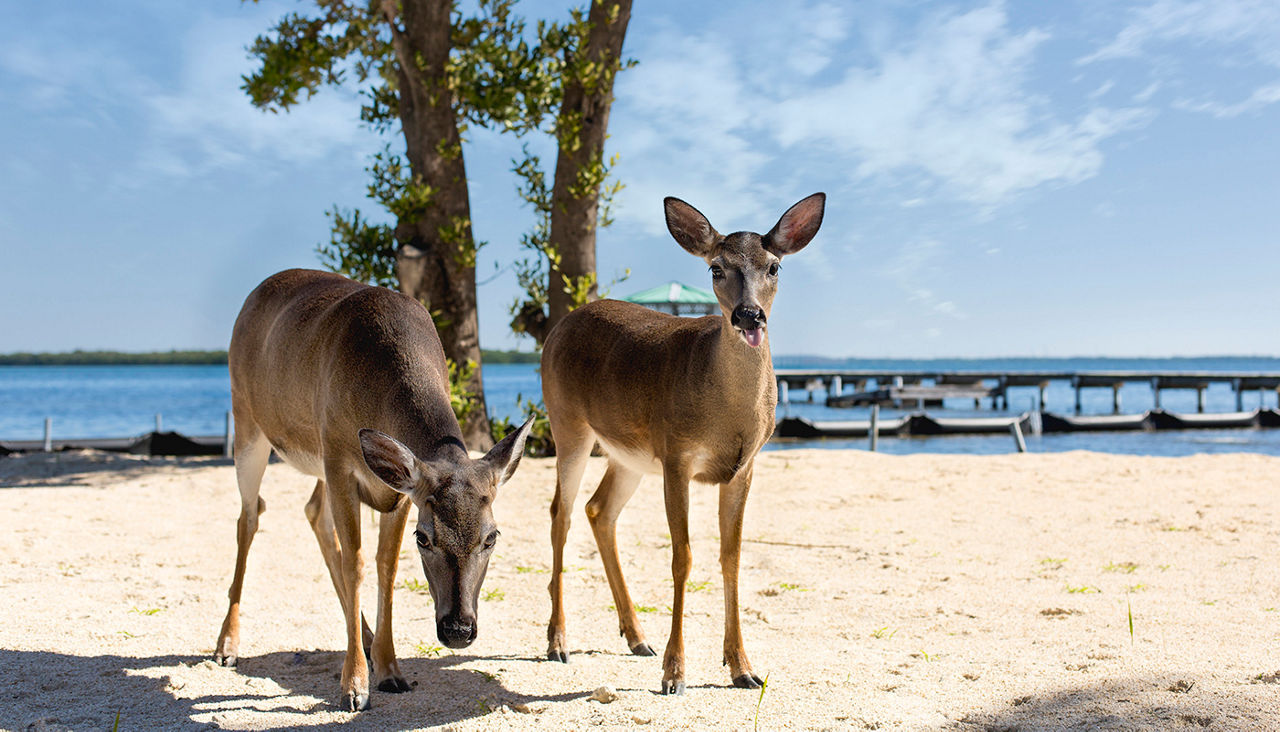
[775,408,1280,439]
[775,369,1280,413]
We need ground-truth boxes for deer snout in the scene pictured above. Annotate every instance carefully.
[438,615,477,648]
[731,305,766,331]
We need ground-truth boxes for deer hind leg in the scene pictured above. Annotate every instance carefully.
[370,498,412,693]
[214,418,270,668]
[546,423,594,663]
[321,465,371,712]
[720,466,763,689]
[660,459,693,695]
[585,461,653,656]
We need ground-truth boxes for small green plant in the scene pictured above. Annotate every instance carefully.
[1126,584,1148,593]
[1127,599,1134,645]
[118,631,137,639]
[1039,557,1068,567]
[1103,561,1139,573]
[871,627,897,639]
[130,607,163,616]
[415,642,444,657]
[402,578,430,594]
[112,712,120,732]
[635,604,658,614]
[753,672,770,732]
[776,582,811,592]
[917,649,936,662]
[482,588,505,601]
[516,565,547,574]
[1066,584,1101,594]
[476,669,497,682]
[686,580,712,593]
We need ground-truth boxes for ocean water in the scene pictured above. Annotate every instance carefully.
[2,358,1279,457]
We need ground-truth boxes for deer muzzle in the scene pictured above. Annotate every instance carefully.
[438,615,477,648]
[731,305,767,347]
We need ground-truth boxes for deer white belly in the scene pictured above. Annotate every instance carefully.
[271,443,325,478]
[595,435,663,475]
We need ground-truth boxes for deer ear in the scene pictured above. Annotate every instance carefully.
[664,197,720,257]
[481,416,535,488]
[359,429,423,496]
[764,192,825,256]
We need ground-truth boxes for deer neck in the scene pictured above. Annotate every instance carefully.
[710,315,775,394]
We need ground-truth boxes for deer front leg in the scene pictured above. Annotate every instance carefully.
[720,466,763,689]
[372,498,412,693]
[324,470,370,712]
[585,461,654,656]
[661,460,693,695]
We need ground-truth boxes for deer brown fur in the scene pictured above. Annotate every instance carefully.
[213,269,532,711]
[540,193,825,694]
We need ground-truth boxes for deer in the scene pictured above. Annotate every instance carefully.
[540,192,825,694]
[213,268,534,712]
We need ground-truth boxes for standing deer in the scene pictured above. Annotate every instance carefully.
[541,193,825,694]
[213,269,533,712]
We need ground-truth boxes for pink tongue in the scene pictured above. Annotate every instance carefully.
[743,328,764,348]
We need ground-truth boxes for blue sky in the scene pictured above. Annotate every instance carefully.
[2,0,1277,358]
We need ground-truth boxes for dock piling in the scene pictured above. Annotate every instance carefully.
[43,418,52,452]
[155,413,163,433]
[1010,420,1027,453]
[869,404,879,452]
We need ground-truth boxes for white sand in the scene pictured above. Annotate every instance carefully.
[1,448,1277,730]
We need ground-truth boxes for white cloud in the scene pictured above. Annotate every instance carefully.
[1174,82,1280,118]
[773,3,1150,205]
[610,1,1150,225]
[1083,0,1280,116]
[135,12,371,181]
[1082,0,1280,66]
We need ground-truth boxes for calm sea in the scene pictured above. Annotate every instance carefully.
[2,357,1279,457]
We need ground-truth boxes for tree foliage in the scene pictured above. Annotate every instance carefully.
[241,0,578,449]
[509,0,633,346]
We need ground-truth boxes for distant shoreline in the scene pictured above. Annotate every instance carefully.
[2,350,1276,368]
[0,349,543,366]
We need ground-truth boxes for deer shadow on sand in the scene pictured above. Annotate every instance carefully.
[0,648,589,730]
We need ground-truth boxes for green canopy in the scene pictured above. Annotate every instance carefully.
[622,281,718,316]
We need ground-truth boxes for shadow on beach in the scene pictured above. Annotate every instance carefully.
[0,648,590,730]
[0,449,232,489]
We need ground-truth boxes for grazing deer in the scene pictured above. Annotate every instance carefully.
[541,193,825,694]
[213,269,533,712]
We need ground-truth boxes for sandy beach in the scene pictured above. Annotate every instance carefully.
[1,447,1277,730]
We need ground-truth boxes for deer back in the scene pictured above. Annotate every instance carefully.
[230,269,463,503]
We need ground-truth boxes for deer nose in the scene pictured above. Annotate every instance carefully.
[438,616,477,648]
[731,305,765,330]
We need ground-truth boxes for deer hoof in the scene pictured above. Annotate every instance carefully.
[547,649,570,663]
[377,676,412,693]
[733,673,764,689]
[213,651,237,668]
[344,690,370,712]
[630,642,656,657]
[661,679,686,695]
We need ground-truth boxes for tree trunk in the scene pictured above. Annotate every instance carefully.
[384,0,493,450]
[545,0,633,334]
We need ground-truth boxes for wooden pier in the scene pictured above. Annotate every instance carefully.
[775,369,1280,414]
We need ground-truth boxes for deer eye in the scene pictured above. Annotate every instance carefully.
[482,530,500,551]
[767,262,780,277]
[709,265,725,280]
[414,529,434,550]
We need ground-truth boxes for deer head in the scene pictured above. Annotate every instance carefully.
[664,193,825,348]
[358,418,534,648]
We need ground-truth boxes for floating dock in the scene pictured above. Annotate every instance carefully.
[776,369,1280,413]
[775,408,1280,439]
